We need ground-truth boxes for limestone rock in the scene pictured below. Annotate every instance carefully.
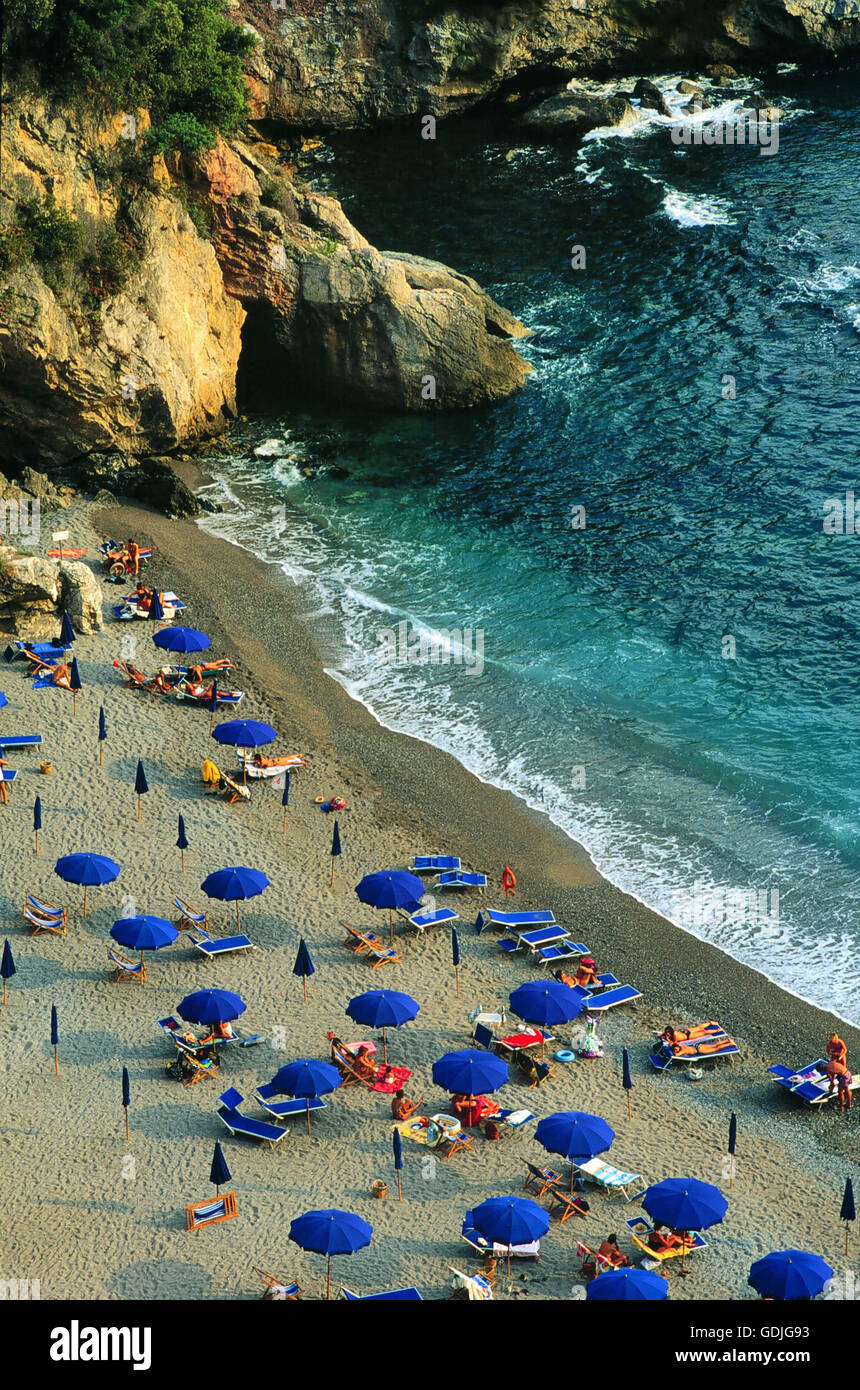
[60,561,104,634]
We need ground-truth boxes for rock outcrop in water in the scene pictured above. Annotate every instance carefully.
[0,95,530,478]
[245,0,860,130]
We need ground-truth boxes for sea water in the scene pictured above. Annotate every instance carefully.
[199,68,860,1023]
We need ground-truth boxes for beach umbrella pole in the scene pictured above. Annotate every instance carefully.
[83,885,88,918]
[35,830,39,858]
[54,1044,58,1076]
[326,1255,332,1302]
[330,857,335,887]
[627,1093,631,1121]
[181,849,185,873]
[306,1099,311,1136]
[455,965,460,999]
[303,976,307,1003]
[125,1109,129,1142]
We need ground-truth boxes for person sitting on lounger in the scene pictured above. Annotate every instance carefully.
[598,1234,631,1269]
[574,956,600,989]
[353,1045,376,1083]
[391,1090,416,1120]
[452,1093,500,1127]
[649,1224,692,1253]
[135,583,153,611]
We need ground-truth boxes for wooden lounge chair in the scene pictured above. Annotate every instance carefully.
[522,1161,562,1198]
[342,926,400,968]
[107,947,146,984]
[167,1041,220,1085]
[527,1058,556,1088]
[625,1216,707,1263]
[186,1191,239,1232]
[23,894,67,936]
[174,895,208,931]
[449,1266,493,1300]
[437,1126,475,1160]
[573,1158,646,1202]
[253,1267,302,1300]
[220,771,251,804]
[575,1240,615,1280]
[548,1186,589,1224]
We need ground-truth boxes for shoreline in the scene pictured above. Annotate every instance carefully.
[98,485,860,1068]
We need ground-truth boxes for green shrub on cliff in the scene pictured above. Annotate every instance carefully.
[148,113,216,158]
[3,0,253,134]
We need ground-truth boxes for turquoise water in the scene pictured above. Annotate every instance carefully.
[201,68,860,1021]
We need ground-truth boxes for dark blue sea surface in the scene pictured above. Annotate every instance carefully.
[201,68,860,1020]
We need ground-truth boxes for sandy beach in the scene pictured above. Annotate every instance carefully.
[0,490,856,1303]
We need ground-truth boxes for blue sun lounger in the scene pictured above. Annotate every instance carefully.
[769,1060,860,1105]
[574,983,642,1012]
[412,856,461,873]
[538,942,591,967]
[217,1088,288,1147]
[498,926,574,954]
[478,909,555,934]
[407,906,459,934]
[341,1287,423,1300]
[434,870,488,890]
[4,642,67,664]
[254,1083,327,1121]
[188,928,255,957]
[0,734,43,750]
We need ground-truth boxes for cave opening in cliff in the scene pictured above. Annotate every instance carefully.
[236,302,296,413]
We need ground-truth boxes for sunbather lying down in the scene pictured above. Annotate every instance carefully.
[666,1037,737,1058]
[659,1021,725,1044]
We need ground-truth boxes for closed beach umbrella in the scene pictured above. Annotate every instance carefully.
[587,1268,668,1302]
[432,1048,508,1097]
[1,939,16,1005]
[510,979,582,1055]
[346,988,419,1065]
[177,814,188,872]
[110,914,177,970]
[54,851,120,917]
[330,819,342,886]
[272,1058,341,1135]
[51,1003,59,1075]
[293,936,315,1002]
[122,1066,130,1142]
[281,770,291,833]
[153,626,210,654]
[201,865,270,930]
[69,656,82,714]
[748,1250,833,1301]
[642,1177,728,1275]
[356,869,424,943]
[535,1111,615,1190]
[451,926,461,998]
[178,988,246,1026]
[210,1141,231,1195]
[98,705,107,765]
[208,680,218,735]
[727,1112,738,1188]
[393,1126,403,1201]
[289,1208,372,1300]
[60,611,75,647]
[149,590,164,622]
[471,1195,549,1275]
[622,1048,633,1120]
[841,1177,855,1256]
[134,759,148,819]
[33,795,41,857]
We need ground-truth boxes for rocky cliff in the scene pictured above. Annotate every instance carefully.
[242,0,860,130]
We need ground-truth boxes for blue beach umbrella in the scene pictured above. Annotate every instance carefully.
[110,914,177,968]
[98,705,107,765]
[134,759,148,818]
[471,1196,549,1275]
[293,937,315,1002]
[272,1058,341,1134]
[330,819,341,886]
[748,1250,833,1301]
[152,626,210,654]
[201,865,270,929]
[622,1048,633,1119]
[177,814,188,872]
[212,719,277,783]
[33,795,42,857]
[178,988,246,1026]
[122,1066,130,1141]
[535,1111,615,1190]
[356,869,424,943]
[54,851,120,917]
[841,1178,855,1255]
[1,939,16,1005]
[346,988,419,1064]
[393,1125,404,1200]
[210,1141,231,1195]
[642,1177,728,1274]
[433,1048,508,1098]
[587,1268,668,1302]
[50,1002,59,1074]
[60,611,75,647]
[289,1208,372,1300]
[149,590,164,622]
[510,980,582,1055]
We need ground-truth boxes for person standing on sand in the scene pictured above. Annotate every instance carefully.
[825,1059,853,1110]
[827,1033,848,1069]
